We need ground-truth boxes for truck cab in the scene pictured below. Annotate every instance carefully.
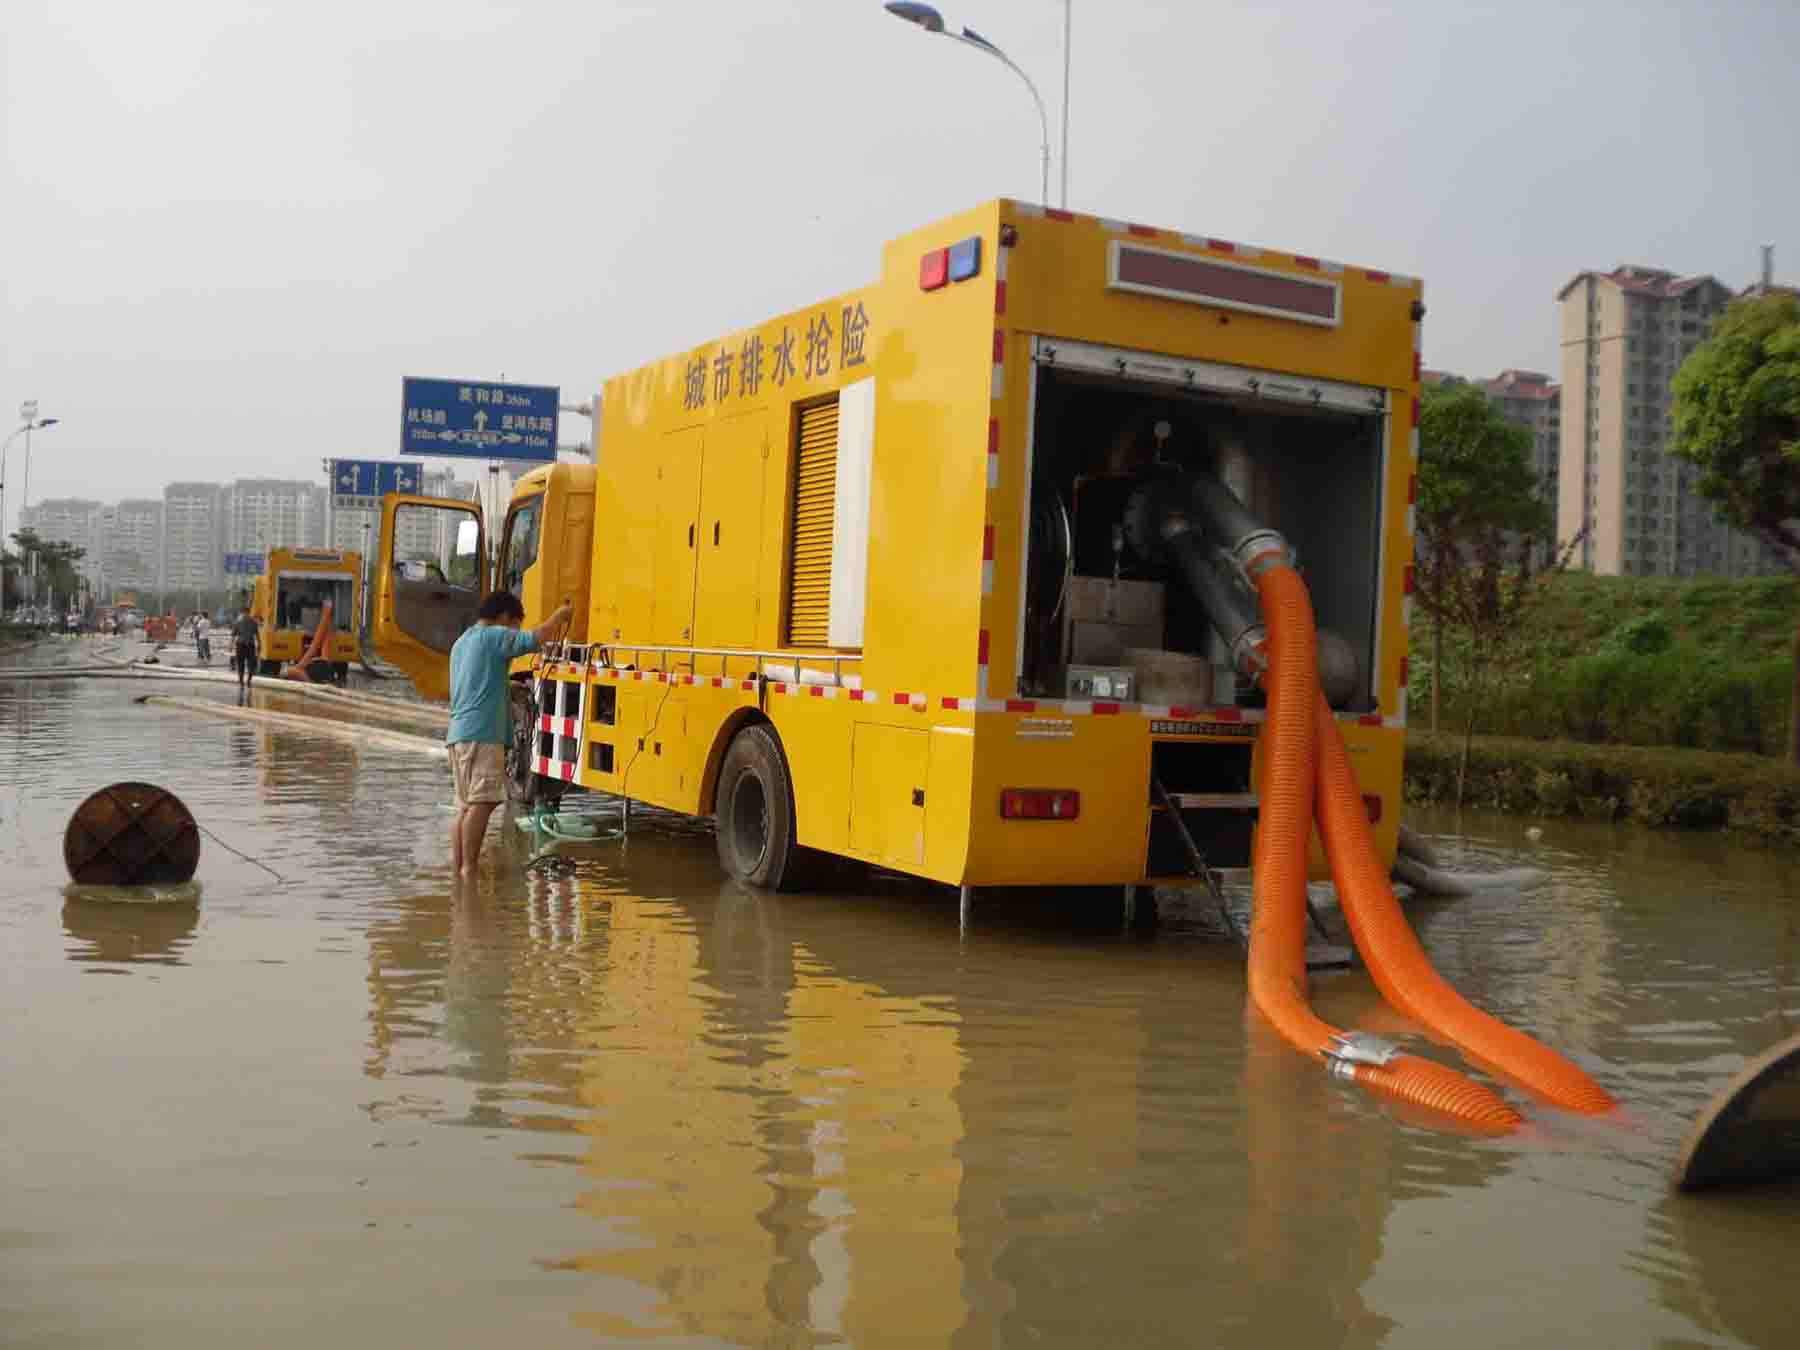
[365,462,595,700]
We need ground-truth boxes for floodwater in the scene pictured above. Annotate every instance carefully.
[3,643,1798,1348]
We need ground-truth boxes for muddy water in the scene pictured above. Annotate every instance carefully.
[3,656,1798,1348]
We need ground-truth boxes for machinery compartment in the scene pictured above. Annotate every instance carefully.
[1020,345,1389,711]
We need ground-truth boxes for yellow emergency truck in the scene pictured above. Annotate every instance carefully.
[372,199,1421,892]
[249,547,361,682]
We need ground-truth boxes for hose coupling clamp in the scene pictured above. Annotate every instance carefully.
[1230,529,1292,584]
[1325,1032,1400,1068]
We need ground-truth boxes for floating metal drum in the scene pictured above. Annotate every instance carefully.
[63,782,201,885]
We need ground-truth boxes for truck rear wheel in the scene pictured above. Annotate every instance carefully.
[714,724,815,890]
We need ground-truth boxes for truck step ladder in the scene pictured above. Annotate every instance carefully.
[1151,775,1354,971]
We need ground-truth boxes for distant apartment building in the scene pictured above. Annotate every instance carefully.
[221,478,326,556]
[99,499,165,598]
[1418,368,1562,537]
[1483,370,1561,520]
[1556,264,1783,577]
[17,497,105,588]
[163,482,224,596]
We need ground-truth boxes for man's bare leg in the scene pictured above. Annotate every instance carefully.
[451,806,466,875]
[459,802,499,878]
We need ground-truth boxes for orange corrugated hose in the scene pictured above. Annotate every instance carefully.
[1248,562,1522,1131]
[1312,693,1617,1115]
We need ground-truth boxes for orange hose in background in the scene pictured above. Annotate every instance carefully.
[1246,565,1521,1132]
[1312,695,1617,1116]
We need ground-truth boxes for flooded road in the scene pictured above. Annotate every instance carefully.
[4,650,1798,1348]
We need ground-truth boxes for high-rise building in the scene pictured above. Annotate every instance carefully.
[221,479,326,555]
[99,499,164,599]
[163,482,224,597]
[1481,370,1561,521]
[17,498,104,590]
[1556,264,1783,577]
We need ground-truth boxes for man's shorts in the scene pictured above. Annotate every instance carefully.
[448,741,506,807]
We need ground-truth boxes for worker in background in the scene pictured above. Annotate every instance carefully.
[448,592,572,880]
[232,609,260,688]
[193,612,212,665]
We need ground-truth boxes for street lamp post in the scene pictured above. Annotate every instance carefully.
[883,2,1055,207]
[1,403,61,616]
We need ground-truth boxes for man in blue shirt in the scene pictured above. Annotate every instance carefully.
[448,591,572,878]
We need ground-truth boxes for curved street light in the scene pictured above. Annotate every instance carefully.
[1,408,60,614]
[883,2,1053,207]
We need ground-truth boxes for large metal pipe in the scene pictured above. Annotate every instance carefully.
[1162,526,1268,683]
[1129,468,1283,681]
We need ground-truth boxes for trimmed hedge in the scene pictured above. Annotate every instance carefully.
[1404,731,1800,842]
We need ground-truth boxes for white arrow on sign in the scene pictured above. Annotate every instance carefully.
[473,409,489,433]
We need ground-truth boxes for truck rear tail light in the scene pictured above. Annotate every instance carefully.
[1001,789,1081,820]
[1363,794,1382,824]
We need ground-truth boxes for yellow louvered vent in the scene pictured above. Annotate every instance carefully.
[786,396,839,648]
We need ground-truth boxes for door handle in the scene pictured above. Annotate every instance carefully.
[687,524,694,548]
[713,521,720,547]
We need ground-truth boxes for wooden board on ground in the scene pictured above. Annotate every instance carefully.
[1674,1032,1800,1191]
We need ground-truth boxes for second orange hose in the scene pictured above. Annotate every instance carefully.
[1313,694,1616,1115]
[1247,563,1521,1131]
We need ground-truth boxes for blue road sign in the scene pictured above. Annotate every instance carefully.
[401,377,559,462]
[329,458,422,510]
[222,553,266,577]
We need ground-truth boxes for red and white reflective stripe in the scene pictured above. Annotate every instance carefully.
[992,327,1006,399]
[982,524,995,596]
[941,696,978,711]
[994,233,1009,314]
[537,714,577,738]
[987,417,1000,490]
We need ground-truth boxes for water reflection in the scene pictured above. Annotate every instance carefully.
[62,891,200,967]
[352,824,1548,1346]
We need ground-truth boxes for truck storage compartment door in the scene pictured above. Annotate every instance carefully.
[694,412,768,649]
[652,428,704,648]
[370,493,487,701]
[849,725,928,867]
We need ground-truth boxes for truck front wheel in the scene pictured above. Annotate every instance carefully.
[507,683,565,808]
[714,724,812,890]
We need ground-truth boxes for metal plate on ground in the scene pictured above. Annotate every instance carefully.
[1674,1032,1800,1191]
[63,782,201,885]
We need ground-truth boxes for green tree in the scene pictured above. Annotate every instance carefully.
[1414,385,1578,802]
[9,529,89,608]
[1670,292,1800,763]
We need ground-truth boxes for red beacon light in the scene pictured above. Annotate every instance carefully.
[919,236,982,291]
[919,248,950,291]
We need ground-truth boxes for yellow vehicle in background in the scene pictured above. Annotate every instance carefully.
[372,198,1421,893]
[249,547,361,683]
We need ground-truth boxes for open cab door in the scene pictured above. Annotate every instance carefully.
[367,492,488,701]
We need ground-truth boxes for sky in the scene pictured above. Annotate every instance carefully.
[4,0,1798,534]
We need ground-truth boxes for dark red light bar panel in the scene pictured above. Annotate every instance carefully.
[1107,241,1340,327]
